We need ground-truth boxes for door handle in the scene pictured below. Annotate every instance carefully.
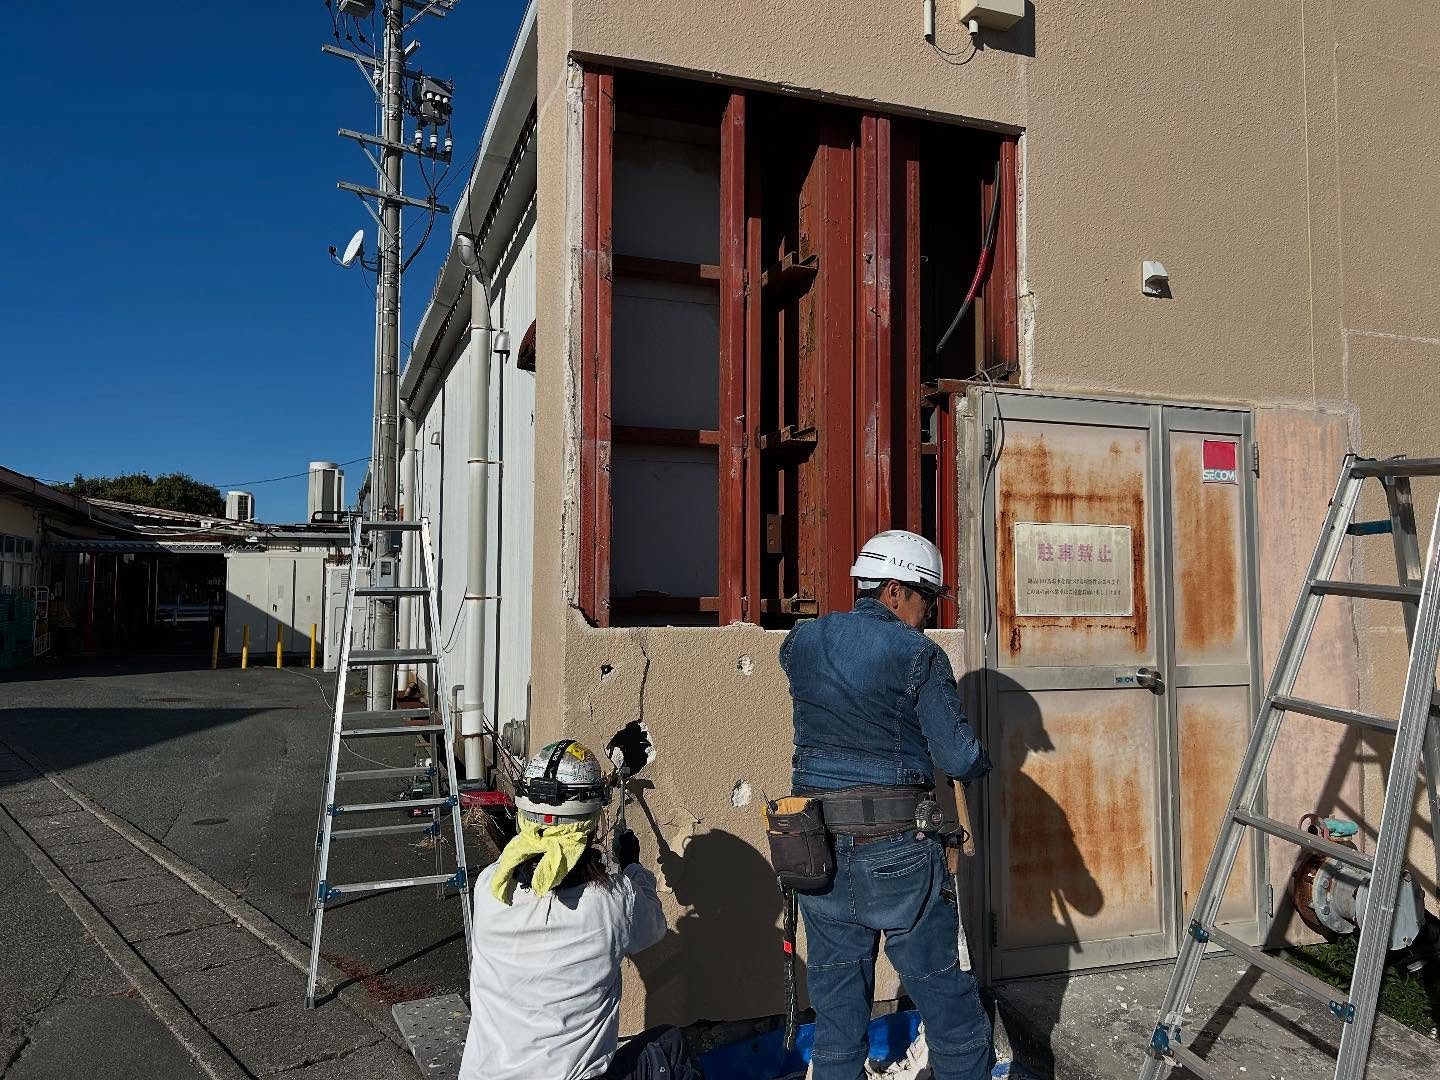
[1135,667,1165,694]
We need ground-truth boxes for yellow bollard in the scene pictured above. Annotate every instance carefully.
[276,625,284,669]
[211,626,220,670]
[241,624,249,670]
[310,623,317,669]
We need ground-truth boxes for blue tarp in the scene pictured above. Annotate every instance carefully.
[695,1010,1035,1079]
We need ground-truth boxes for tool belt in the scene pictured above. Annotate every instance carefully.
[813,784,932,837]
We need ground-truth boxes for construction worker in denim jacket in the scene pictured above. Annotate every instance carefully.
[781,530,994,1080]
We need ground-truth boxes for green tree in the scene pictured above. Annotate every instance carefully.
[60,473,225,517]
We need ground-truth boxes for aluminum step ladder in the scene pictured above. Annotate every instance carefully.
[305,516,472,1009]
[1139,454,1440,1080]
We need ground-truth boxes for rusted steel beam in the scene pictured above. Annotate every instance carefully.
[743,115,763,623]
[936,392,959,629]
[579,67,614,626]
[894,122,922,533]
[983,137,1019,375]
[719,90,748,625]
[856,113,882,544]
[819,116,856,616]
[612,426,722,448]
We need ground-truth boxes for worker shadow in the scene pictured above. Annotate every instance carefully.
[629,790,803,1028]
[958,669,1103,1079]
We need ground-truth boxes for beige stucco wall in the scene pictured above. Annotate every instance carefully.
[526,0,1440,1027]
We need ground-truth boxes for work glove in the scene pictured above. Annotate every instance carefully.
[611,827,640,869]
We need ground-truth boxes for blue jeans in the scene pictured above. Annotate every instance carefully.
[797,832,993,1080]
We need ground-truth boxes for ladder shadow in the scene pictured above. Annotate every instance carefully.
[1185,964,1340,1061]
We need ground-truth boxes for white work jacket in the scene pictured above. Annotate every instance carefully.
[458,861,667,1080]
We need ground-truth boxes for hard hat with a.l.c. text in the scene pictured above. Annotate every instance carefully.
[849,530,949,595]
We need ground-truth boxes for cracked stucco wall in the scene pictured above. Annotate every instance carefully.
[525,0,1440,1029]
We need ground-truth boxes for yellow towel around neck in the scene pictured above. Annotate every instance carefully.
[490,814,601,904]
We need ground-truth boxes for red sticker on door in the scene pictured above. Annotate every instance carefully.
[1202,440,1238,484]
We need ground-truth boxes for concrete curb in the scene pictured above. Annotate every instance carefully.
[0,804,251,1080]
[0,738,410,1054]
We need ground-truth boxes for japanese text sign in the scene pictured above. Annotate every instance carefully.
[1013,522,1134,617]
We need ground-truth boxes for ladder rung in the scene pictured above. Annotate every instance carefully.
[340,723,444,738]
[1233,809,1375,872]
[1350,457,1440,478]
[1206,926,1351,1014]
[1310,580,1421,602]
[349,649,438,664]
[361,519,425,531]
[341,709,434,724]
[337,766,433,782]
[1165,1042,1224,1080]
[331,822,438,839]
[322,872,454,897]
[354,586,429,597]
[1270,695,1398,735]
[331,797,452,814]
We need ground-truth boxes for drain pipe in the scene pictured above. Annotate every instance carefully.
[454,233,495,782]
[398,410,418,688]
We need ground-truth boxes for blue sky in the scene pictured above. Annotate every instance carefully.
[2,1,529,522]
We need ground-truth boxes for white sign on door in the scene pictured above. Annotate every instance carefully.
[1013,522,1134,617]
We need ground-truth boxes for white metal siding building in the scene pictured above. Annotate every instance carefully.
[399,7,538,773]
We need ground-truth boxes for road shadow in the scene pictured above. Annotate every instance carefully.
[629,793,803,1028]
[0,706,268,787]
[960,669,1102,1079]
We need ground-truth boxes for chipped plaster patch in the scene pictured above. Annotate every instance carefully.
[731,780,752,808]
[736,654,755,675]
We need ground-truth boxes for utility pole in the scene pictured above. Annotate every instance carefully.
[370,0,405,711]
[324,0,456,710]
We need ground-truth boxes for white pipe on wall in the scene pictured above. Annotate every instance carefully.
[398,413,418,685]
[461,266,495,781]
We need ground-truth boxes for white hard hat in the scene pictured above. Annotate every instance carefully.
[850,530,948,595]
[514,740,610,825]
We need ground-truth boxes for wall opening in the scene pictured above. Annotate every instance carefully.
[579,66,1019,629]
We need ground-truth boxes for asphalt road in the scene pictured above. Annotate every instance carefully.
[0,653,496,1076]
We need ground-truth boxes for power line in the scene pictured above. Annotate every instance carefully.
[213,456,368,488]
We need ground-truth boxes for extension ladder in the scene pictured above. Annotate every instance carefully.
[1140,455,1440,1079]
[305,516,472,1009]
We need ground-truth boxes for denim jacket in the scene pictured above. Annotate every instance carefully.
[781,598,992,792]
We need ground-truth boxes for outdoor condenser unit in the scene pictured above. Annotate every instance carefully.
[307,462,345,522]
[225,490,255,522]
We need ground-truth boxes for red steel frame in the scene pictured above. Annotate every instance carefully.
[982,137,1019,374]
[579,63,1018,629]
[578,67,614,626]
[718,92,747,625]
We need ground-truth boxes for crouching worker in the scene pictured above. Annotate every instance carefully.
[459,740,703,1080]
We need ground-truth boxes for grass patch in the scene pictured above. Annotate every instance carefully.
[1286,935,1440,1038]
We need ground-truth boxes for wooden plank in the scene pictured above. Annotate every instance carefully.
[613,426,722,448]
[755,425,818,452]
[719,91,747,626]
[613,254,721,285]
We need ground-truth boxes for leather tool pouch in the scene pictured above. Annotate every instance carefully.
[763,796,834,892]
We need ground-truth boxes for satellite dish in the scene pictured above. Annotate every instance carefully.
[340,229,366,268]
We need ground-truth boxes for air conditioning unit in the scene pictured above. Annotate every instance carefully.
[308,462,345,522]
[226,490,256,522]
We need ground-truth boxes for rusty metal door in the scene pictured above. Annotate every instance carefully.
[974,392,1261,978]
